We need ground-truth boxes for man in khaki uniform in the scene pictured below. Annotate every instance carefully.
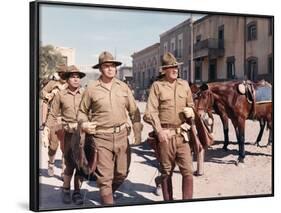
[77,51,142,205]
[46,65,86,205]
[40,64,68,177]
[144,52,195,201]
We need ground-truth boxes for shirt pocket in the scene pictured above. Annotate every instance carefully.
[159,91,173,109]
[116,91,128,107]
[177,90,188,107]
[92,93,107,110]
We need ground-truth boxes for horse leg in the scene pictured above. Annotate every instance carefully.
[220,115,229,151]
[195,149,205,176]
[234,120,246,165]
[255,119,265,147]
[268,128,272,146]
[267,121,273,146]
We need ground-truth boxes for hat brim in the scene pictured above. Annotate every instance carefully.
[92,60,122,69]
[160,62,183,69]
[63,72,86,79]
[160,62,183,73]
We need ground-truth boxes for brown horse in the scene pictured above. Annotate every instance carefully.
[194,80,272,164]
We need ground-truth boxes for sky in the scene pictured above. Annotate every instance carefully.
[40,4,204,66]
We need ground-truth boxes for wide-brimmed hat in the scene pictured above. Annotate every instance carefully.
[160,52,183,71]
[63,65,86,79]
[56,64,67,73]
[92,51,122,69]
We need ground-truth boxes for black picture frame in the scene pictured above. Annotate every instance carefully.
[30,1,274,211]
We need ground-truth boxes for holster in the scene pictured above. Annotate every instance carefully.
[180,123,191,142]
[147,131,160,161]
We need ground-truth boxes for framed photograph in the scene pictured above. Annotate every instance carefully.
[30,0,274,211]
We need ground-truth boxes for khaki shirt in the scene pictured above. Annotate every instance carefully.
[46,87,84,127]
[143,78,194,132]
[77,78,140,127]
[40,80,68,102]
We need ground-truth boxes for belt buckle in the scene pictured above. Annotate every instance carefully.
[176,127,181,134]
[114,125,121,133]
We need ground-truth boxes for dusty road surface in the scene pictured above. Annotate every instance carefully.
[39,101,272,210]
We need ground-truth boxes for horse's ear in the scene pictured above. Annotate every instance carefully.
[200,83,209,91]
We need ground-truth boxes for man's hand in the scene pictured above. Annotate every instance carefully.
[45,93,54,102]
[81,122,97,134]
[157,129,171,144]
[183,107,195,119]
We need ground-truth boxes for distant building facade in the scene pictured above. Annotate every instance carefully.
[55,46,75,66]
[132,15,273,97]
[131,43,160,100]
[76,64,100,87]
[117,66,133,89]
[193,15,273,83]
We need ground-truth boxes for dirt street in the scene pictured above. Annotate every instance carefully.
[39,101,272,210]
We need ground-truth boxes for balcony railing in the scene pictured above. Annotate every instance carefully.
[194,38,224,59]
[194,38,224,51]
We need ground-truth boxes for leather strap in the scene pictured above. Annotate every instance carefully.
[96,123,127,134]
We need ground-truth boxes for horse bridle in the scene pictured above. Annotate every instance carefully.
[195,90,214,112]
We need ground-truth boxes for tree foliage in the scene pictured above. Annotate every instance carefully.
[39,45,64,85]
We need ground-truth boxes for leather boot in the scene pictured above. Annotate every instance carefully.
[167,176,173,200]
[61,188,71,204]
[182,175,193,199]
[112,181,123,193]
[161,176,173,201]
[154,176,162,196]
[101,193,114,205]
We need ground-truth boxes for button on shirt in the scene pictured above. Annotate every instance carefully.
[77,78,140,127]
[143,78,194,132]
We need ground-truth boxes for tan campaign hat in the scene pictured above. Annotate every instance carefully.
[63,65,86,79]
[92,51,122,69]
[160,52,183,73]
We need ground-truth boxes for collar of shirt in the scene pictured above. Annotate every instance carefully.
[97,77,122,90]
[61,87,83,96]
[159,78,184,89]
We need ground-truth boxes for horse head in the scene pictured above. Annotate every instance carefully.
[195,84,213,114]
[193,83,215,134]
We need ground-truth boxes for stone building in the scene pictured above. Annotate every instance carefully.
[131,43,160,100]
[193,15,273,83]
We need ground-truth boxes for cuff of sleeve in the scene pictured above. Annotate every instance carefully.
[154,124,162,134]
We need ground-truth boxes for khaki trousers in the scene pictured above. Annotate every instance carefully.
[158,134,193,177]
[90,128,131,196]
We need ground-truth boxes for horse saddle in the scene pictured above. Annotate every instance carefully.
[237,81,255,103]
[255,86,272,104]
[237,80,272,104]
